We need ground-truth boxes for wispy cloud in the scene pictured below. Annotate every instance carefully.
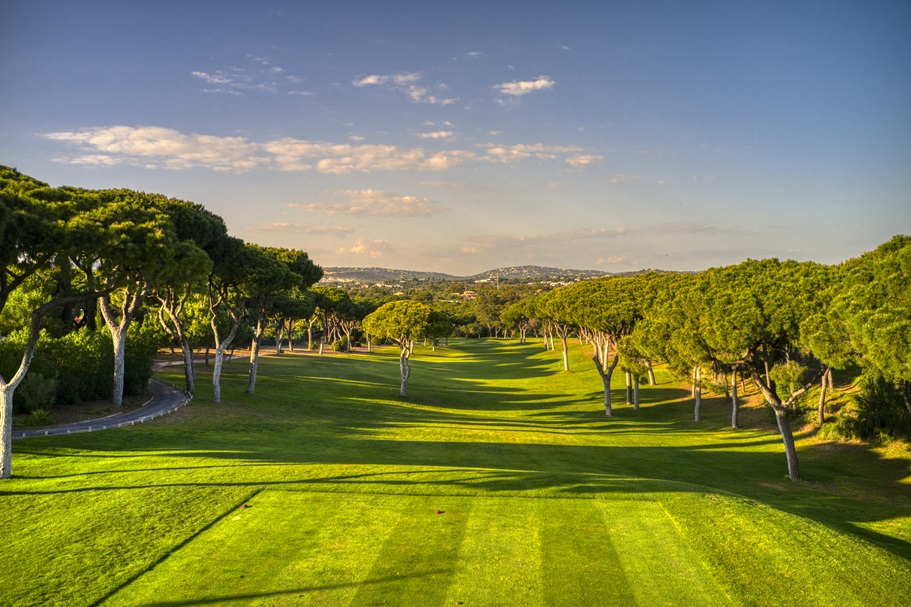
[494,75,555,98]
[449,227,627,257]
[191,55,310,96]
[43,125,601,175]
[353,72,457,105]
[477,143,582,163]
[290,189,445,216]
[244,223,354,237]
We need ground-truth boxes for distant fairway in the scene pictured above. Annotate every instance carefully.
[3,340,911,606]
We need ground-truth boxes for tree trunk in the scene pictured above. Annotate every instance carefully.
[817,367,830,427]
[399,345,411,397]
[731,370,740,429]
[751,370,807,481]
[101,287,146,408]
[2,292,98,478]
[694,366,702,422]
[110,325,127,408]
[212,320,242,403]
[0,330,42,478]
[773,405,801,481]
[633,376,640,411]
[647,361,656,386]
[180,335,195,394]
[592,345,619,416]
[157,299,195,394]
[625,371,632,404]
[275,322,283,354]
[246,318,266,395]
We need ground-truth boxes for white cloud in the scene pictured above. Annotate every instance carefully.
[335,239,392,258]
[291,189,445,217]
[478,143,583,164]
[43,126,266,171]
[353,72,457,105]
[44,125,600,175]
[418,131,455,140]
[494,75,555,97]
[567,154,603,168]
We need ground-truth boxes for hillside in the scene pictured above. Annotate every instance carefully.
[320,265,611,285]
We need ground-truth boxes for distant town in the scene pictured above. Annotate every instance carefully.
[318,265,618,291]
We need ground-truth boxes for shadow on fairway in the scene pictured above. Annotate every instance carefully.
[13,340,911,564]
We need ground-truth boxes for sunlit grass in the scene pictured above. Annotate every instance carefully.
[3,339,911,606]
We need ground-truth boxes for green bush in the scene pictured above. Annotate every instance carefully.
[0,314,163,411]
[17,372,57,412]
[824,374,911,441]
[331,336,348,352]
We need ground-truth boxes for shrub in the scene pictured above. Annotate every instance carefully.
[824,374,911,441]
[17,372,57,413]
[331,336,349,352]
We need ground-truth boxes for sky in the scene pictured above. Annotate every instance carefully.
[1,1,910,275]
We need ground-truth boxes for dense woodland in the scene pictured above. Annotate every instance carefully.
[1,165,909,480]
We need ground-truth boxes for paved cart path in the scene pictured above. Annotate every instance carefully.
[13,377,188,439]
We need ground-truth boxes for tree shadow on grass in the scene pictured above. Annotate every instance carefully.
[13,340,911,565]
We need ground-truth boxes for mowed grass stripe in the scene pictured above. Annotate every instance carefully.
[347,495,469,605]
[445,497,545,605]
[658,492,911,606]
[538,497,635,606]
[595,496,729,606]
[103,491,405,606]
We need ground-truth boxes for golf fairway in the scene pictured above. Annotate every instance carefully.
[4,340,911,606]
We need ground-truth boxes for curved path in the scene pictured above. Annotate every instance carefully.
[13,378,189,440]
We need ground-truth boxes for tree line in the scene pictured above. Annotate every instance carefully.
[0,167,330,477]
[499,241,910,481]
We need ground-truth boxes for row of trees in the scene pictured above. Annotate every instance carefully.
[500,240,910,481]
[1,166,324,478]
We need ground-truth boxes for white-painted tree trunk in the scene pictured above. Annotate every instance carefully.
[246,318,265,395]
[212,318,243,403]
[694,366,702,422]
[101,287,146,408]
[399,343,412,397]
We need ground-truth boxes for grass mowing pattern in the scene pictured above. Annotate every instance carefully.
[2,340,911,606]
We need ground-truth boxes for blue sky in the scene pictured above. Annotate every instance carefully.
[2,1,909,274]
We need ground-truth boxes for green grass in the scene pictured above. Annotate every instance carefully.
[3,339,911,606]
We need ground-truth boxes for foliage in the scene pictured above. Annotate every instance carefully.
[0,319,161,412]
[825,374,911,441]
[16,372,57,412]
[363,300,433,344]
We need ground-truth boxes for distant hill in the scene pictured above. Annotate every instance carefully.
[320,265,612,285]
